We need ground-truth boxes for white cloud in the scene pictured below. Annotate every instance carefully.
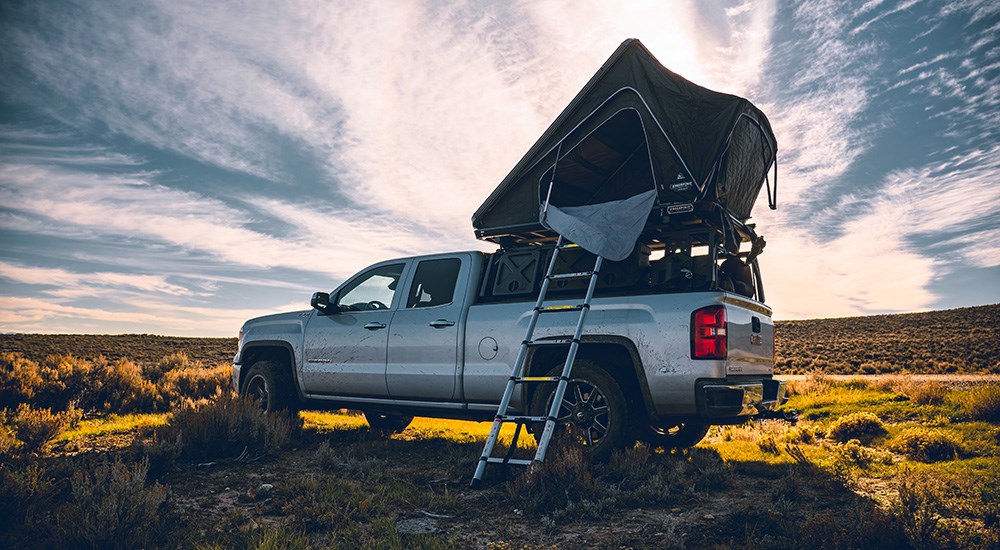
[749,0,1000,318]
[761,144,1000,318]
[1,0,996,335]
[0,295,269,337]
[0,262,192,296]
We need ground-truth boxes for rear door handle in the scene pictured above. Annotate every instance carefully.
[363,322,386,330]
[429,319,456,328]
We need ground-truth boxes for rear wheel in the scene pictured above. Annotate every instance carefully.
[364,412,413,436]
[241,360,297,412]
[529,361,630,461]
[638,421,710,449]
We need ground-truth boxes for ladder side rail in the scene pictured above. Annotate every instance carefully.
[533,255,605,462]
[472,237,565,485]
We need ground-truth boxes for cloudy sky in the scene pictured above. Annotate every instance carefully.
[1,0,997,336]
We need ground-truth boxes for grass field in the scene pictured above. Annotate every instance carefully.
[2,305,999,548]
[2,303,998,375]
[3,374,998,548]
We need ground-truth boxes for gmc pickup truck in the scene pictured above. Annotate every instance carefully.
[233,242,787,458]
[234,38,788,459]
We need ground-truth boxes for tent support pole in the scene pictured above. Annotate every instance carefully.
[541,142,562,220]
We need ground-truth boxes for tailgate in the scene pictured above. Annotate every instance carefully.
[724,295,774,375]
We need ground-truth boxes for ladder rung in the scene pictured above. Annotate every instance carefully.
[514,376,561,383]
[537,305,585,313]
[548,271,594,280]
[498,414,548,423]
[484,457,533,466]
[526,338,575,347]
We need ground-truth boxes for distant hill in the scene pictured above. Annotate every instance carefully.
[0,333,237,366]
[2,304,998,374]
[774,303,1000,374]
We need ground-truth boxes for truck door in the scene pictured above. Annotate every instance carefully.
[386,255,467,401]
[302,262,406,397]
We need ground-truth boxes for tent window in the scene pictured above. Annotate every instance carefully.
[544,109,655,209]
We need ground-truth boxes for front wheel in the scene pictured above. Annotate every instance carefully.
[638,421,710,449]
[529,361,630,461]
[241,360,298,412]
[364,412,413,436]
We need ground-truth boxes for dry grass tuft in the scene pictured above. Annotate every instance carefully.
[55,458,171,549]
[887,428,962,463]
[826,412,888,443]
[2,403,82,456]
[954,384,1000,422]
[149,392,302,469]
[871,375,949,405]
[786,371,834,396]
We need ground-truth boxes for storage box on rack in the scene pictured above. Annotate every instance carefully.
[489,247,545,297]
[545,243,651,294]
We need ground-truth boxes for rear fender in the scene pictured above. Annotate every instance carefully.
[525,336,656,420]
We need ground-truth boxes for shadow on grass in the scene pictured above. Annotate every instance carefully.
[7,413,997,549]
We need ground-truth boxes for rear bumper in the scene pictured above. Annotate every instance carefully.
[699,379,787,418]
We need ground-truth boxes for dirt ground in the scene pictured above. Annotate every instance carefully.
[50,422,888,549]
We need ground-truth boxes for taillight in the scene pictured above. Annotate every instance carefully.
[691,305,727,359]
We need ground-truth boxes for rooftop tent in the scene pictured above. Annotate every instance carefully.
[472,39,777,256]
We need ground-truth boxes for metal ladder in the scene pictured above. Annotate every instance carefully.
[470,235,604,488]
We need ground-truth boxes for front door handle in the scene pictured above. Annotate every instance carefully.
[363,322,387,330]
[429,319,456,328]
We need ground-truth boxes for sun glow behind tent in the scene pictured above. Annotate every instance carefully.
[472,39,777,260]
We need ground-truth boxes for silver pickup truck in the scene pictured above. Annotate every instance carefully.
[235,39,789,458]
[233,244,786,458]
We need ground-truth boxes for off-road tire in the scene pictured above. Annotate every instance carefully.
[529,360,630,461]
[241,360,298,412]
[364,413,414,436]
[638,421,710,449]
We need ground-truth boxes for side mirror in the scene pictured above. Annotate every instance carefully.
[311,291,334,313]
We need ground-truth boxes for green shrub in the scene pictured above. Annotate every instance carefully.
[787,372,834,396]
[506,443,730,523]
[0,353,91,411]
[0,416,20,460]
[831,439,893,470]
[875,377,949,405]
[83,358,164,413]
[161,364,229,404]
[144,351,195,382]
[826,412,888,443]
[957,384,1000,422]
[0,352,45,405]
[0,462,54,535]
[4,403,82,455]
[0,353,165,414]
[888,428,962,462]
[505,443,597,516]
[0,352,233,416]
[54,458,170,549]
[895,470,943,549]
[149,392,301,465]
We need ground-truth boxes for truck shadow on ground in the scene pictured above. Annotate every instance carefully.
[292,423,915,549]
[5,418,920,549]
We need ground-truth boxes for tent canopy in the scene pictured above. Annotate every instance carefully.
[472,39,777,253]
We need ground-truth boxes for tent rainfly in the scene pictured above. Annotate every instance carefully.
[472,39,777,261]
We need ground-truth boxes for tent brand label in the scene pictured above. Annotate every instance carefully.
[666,204,694,214]
[670,181,693,192]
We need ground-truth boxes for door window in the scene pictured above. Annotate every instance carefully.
[406,258,461,308]
[337,263,404,312]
